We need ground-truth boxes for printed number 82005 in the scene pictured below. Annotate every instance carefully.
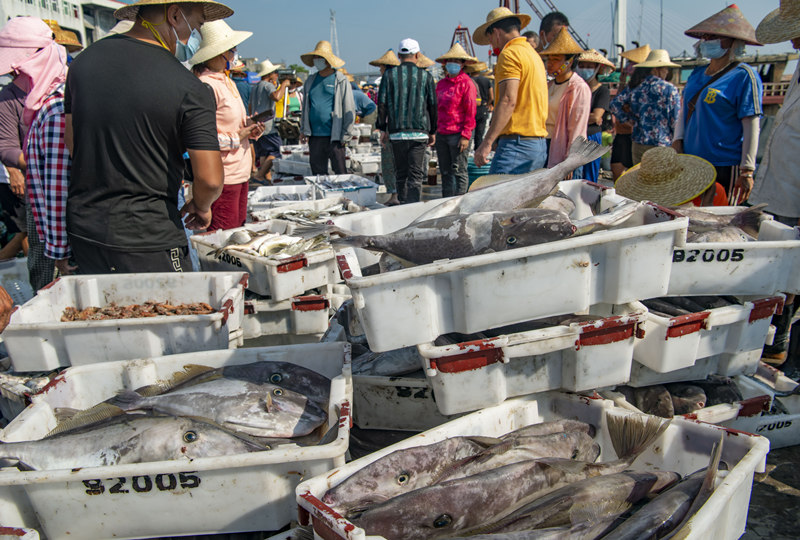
[673,248,744,263]
[82,472,201,495]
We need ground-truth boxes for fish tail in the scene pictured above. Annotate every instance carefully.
[607,413,670,462]
[730,203,768,237]
[561,136,608,171]
[330,235,369,250]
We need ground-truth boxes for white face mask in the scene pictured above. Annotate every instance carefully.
[313,58,328,71]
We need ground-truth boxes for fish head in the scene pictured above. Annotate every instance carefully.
[573,433,601,462]
[223,361,332,407]
[161,416,269,459]
[491,209,575,251]
[230,384,328,437]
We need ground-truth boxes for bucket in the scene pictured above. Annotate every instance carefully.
[467,157,491,188]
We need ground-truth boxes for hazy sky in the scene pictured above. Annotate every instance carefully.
[211,0,796,74]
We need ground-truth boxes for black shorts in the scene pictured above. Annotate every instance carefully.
[610,133,633,168]
[69,234,191,274]
[254,132,282,159]
[0,183,26,234]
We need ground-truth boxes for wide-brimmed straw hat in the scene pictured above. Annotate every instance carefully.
[465,61,490,74]
[757,0,800,44]
[416,53,435,68]
[436,43,477,64]
[473,7,531,46]
[615,147,716,206]
[43,20,82,52]
[577,49,615,69]
[635,49,679,69]
[369,50,400,67]
[255,59,278,77]
[189,19,251,65]
[538,27,585,56]
[301,40,344,69]
[620,44,651,64]
[685,4,762,46]
[114,0,233,22]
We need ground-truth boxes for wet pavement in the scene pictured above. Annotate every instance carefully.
[744,444,800,539]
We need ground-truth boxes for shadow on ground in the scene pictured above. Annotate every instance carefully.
[744,444,800,539]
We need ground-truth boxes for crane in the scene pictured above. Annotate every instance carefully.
[451,25,477,58]
[329,9,340,58]
[521,0,590,50]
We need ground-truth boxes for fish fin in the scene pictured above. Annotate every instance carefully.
[110,390,145,408]
[133,364,220,397]
[467,172,542,192]
[607,413,671,462]
[47,404,127,436]
[730,203,768,237]
[292,223,357,238]
[561,135,608,171]
[466,435,505,448]
[53,407,80,422]
[572,200,641,236]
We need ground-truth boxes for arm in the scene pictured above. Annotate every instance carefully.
[341,81,357,141]
[668,87,681,145]
[427,73,438,146]
[269,79,291,102]
[732,115,759,203]
[608,89,632,125]
[0,99,24,169]
[65,113,73,155]
[460,78,478,145]
[488,85,495,110]
[181,149,223,230]
[589,85,610,126]
[474,78,519,167]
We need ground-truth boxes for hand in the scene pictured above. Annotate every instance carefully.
[300,134,308,144]
[458,137,470,153]
[180,199,212,231]
[565,171,574,180]
[671,139,684,154]
[427,134,436,147]
[249,122,266,140]
[7,167,24,198]
[238,124,261,143]
[379,131,388,148]
[474,141,491,167]
[732,172,754,204]
[0,285,13,332]
[55,258,77,276]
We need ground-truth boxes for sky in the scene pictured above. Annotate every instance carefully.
[211,0,796,75]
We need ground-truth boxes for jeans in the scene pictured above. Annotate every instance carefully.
[391,139,427,203]
[309,136,347,175]
[435,133,469,197]
[489,136,547,175]
[474,107,489,149]
[380,143,397,194]
[177,185,200,271]
[583,131,603,183]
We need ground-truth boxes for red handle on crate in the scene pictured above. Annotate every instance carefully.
[736,395,771,417]
[749,296,784,323]
[336,254,353,280]
[292,295,330,312]
[220,299,234,326]
[276,255,308,273]
[238,273,249,289]
[429,339,504,373]
[575,315,642,349]
[664,312,710,340]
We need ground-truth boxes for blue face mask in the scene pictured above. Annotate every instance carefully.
[445,62,462,76]
[576,67,596,81]
[697,39,728,60]
[173,11,202,62]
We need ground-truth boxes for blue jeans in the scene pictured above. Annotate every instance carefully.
[489,136,547,175]
[583,131,603,183]
[178,186,200,272]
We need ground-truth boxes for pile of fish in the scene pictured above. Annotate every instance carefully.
[312,176,375,190]
[252,192,311,202]
[213,229,330,259]
[0,361,331,470]
[616,376,743,419]
[263,197,371,226]
[670,203,767,243]
[61,301,214,321]
[321,414,724,539]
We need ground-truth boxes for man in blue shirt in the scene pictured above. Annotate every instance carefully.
[352,82,377,123]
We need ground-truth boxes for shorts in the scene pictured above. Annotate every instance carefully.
[254,132,282,159]
[0,183,25,234]
[610,133,633,168]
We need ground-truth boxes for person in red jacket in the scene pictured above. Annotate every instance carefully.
[435,43,477,197]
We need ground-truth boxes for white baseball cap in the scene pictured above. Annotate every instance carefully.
[398,38,420,55]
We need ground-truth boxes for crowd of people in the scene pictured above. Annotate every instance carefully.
[0,0,797,359]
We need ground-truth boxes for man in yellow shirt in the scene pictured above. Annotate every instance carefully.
[473,7,549,174]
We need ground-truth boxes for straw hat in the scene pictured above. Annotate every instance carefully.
[685,4,762,46]
[229,59,246,73]
[301,40,344,69]
[465,61,489,74]
[43,20,83,52]
[538,27,585,56]
[578,49,615,69]
[620,44,651,64]
[757,0,800,44]
[635,49,679,69]
[436,43,477,64]
[114,0,233,22]
[369,50,400,67]
[615,147,716,206]
[189,19,251,65]
[416,53,435,68]
[473,7,531,46]
[255,59,278,77]
[106,20,134,36]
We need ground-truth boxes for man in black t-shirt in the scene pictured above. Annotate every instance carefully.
[64,0,233,274]
[467,63,494,150]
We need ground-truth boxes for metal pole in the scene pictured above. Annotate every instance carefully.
[660,0,663,49]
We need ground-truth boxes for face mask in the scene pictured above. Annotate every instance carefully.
[697,39,728,60]
[313,58,328,71]
[173,11,202,62]
[225,51,238,71]
[445,62,462,76]
[548,60,570,77]
[576,67,596,81]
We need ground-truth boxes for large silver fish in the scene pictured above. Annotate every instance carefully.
[671,203,767,238]
[413,136,608,222]
[0,413,268,470]
[686,226,754,243]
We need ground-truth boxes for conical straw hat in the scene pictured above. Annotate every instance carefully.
[416,53,435,68]
[43,20,83,52]
[756,0,800,44]
[436,42,477,64]
[685,4,762,46]
[465,61,489,74]
[538,27,585,56]
[369,50,400,67]
[615,147,716,206]
[635,49,679,69]
[255,59,279,77]
[578,49,615,69]
[115,0,233,22]
[620,44,651,64]
[473,7,531,46]
[189,19,251,65]
[301,40,345,69]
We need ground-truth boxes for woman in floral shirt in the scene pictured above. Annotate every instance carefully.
[609,49,680,165]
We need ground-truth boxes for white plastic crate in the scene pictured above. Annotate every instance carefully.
[248,185,317,212]
[0,371,50,424]
[305,175,378,207]
[242,294,333,340]
[0,528,38,540]
[353,124,372,138]
[349,154,380,175]
[0,343,352,540]
[275,159,327,176]
[2,272,247,372]
[0,259,33,306]
[249,197,380,225]
[417,302,647,415]
[191,221,339,300]
[628,295,783,385]
[335,181,687,351]
[296,391,769,540]
[668,207,800,296]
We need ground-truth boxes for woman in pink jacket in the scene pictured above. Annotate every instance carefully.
[190,20,263,231]
[435,43,477,197]
[539,28,590,176]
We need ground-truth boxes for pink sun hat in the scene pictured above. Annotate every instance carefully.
[0,17,55,76]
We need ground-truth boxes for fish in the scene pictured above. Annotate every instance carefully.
[449,520,619,539]
[499,420,596,440]
[687,376,743,406]
[616,385,675,418]
[672,203,767,238]
[214,229,330,259]
[413,136,608,222]
[0,413,269,470]
[537,191,576,216]
[687,226,754,243]
[348,414,668,539]
[352,346,425,377]
[666,384,707,415]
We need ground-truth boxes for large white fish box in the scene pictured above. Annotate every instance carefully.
[334,181,688,351]
[349,153,381,175]
[296,391,769,540]
[242,294,334,340]
[417,302,647,415]
[2,272,247,372]
[0,343,352,540]
[0,371,50,424]
[668,207,800,296]
[627,295,783,387]
[249,198,383,225]
[248,184,318,212]
[0,259,33,306]
[191,221,339,300]
[305,175,378,207]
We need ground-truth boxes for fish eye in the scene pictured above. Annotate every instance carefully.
[183,431,198,443]
[396,472,410,485]
[572,449,580,459]
[506,236,517,245]
[272,388,284,396]
[269,373,282,384]
[433,514,452,528]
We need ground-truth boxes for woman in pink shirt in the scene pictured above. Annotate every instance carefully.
[435,43,477,197]
[190,20,263,231]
